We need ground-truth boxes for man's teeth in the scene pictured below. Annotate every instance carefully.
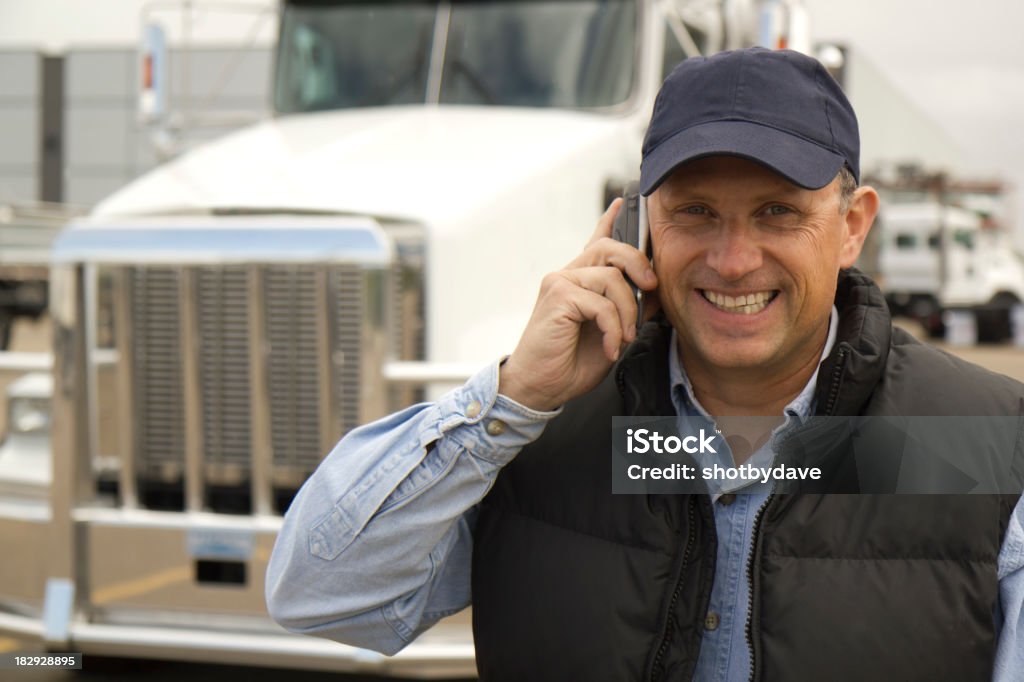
[702,290,775,314]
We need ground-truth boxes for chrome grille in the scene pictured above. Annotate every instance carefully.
[125,263,380,502]
[332,266,364,438]
[387,227,427,408]
[266,266,327,480]
[197,267,251,484]
[131,267,185,482]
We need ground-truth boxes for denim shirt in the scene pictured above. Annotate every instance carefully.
[266,324,1024,679]
[677,310,834,681]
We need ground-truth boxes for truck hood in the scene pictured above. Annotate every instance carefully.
[94,107,633,223]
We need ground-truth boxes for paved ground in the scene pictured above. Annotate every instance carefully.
[894,317,1024,381]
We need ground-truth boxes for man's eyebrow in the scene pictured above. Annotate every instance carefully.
[748,185,809,202]
[661,183,809,203]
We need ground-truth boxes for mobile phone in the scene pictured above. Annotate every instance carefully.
[610,183,650,331]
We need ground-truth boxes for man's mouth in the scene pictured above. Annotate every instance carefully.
[700,289,779,315]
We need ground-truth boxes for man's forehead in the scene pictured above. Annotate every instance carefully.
[656,155,816,197]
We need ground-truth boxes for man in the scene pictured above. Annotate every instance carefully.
[267,48,1024,680]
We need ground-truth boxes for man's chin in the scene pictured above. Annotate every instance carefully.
[683,338,779,373]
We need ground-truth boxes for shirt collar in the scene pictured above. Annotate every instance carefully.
[668,305,839,420]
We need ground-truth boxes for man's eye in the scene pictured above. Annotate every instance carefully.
[766,205,792,216]
[682,205,707,215]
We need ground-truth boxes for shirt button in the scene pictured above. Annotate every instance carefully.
[704,611,720,631]
[486,419,507,436]
[718,493,737,506]
[466,400,482,418]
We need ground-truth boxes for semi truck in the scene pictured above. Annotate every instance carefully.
[861,181,1024,342]
[0,0,810,675]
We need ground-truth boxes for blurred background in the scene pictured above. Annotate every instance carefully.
[3,1,1022,223]
[0,0,1021,679]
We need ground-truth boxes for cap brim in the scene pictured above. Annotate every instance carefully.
[639,120,847,195]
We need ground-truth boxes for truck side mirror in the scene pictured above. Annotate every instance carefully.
[138,23,168,126]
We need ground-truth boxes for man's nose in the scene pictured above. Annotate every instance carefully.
[705,224,763,281]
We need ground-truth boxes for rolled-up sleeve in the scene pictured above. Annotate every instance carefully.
[265,359,559,654]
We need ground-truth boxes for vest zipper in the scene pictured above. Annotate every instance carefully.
[745,494,775,682]
[823,345,849,416]
[745,341,847,679]
[649,495,697,681]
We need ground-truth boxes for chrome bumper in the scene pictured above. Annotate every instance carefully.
[0,610,476,677]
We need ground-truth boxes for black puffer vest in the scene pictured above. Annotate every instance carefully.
[472,270,1023,681]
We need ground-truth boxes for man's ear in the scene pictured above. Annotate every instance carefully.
[839,186,880,268]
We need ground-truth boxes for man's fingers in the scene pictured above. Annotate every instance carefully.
[542,270,628,359]
[566,239,657,297]
[571,201,657,293]
[560,267,638,343]
[587,198,622,246]
[568,287,625,361]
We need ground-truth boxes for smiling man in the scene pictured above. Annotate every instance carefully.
[644,155,868,415]
[267,48,1024,681]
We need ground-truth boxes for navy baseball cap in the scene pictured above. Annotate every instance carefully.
[640,47,859,196]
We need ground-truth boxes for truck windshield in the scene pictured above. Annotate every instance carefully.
[274,0,637,112]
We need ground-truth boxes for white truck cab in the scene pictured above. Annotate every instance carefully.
[0,0,809,675]
[875,201,1024,340]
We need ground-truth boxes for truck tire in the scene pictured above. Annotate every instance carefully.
[0,311,12,350]
[906,296,944,339]
[976,293,1019,344]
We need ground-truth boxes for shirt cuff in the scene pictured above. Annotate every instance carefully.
[431,358,562,467]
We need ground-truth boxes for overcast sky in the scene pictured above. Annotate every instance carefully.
[805,0,1024,233]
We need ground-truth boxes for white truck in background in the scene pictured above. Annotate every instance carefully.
[0,0,810,676]
[869,200,1024,341]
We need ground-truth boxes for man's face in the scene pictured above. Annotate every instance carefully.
[648,156,872,382]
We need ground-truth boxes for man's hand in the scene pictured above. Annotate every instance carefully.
[499,199,659,412]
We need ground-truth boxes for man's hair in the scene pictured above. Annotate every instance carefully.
[838,165,857,213]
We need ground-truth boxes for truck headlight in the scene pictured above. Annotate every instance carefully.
[9,397,51,435]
